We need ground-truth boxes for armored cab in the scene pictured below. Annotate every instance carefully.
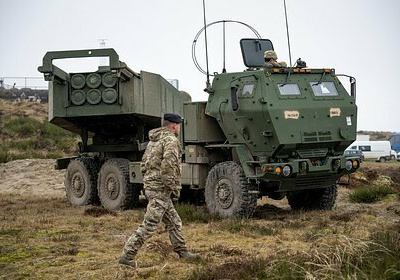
[198,39,359,217]
[38,48,190,209]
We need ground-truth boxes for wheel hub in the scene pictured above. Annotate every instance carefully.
[71,173,85,197]
[105,174,119,200]
[215,178,234,209]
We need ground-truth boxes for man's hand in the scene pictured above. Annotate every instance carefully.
[172,189,180,201]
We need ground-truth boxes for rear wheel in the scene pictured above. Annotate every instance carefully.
[205,161,257,218]
[379,157,386,163]
[98,158,137,210]
[287,183,337,210]
[65,157,99,206]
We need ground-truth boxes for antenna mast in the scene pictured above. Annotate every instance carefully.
[202,0,211,89]
[283,0,292,66]
[98,38,108,66]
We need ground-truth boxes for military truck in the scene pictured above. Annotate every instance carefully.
[38,38,359,218]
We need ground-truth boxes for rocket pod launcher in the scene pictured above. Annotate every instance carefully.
[38,48,190,159]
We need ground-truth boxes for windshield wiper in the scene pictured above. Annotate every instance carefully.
[314,71,326,85]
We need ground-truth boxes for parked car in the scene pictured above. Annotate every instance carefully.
[347,140,391,162]
[344,149,364,161]
[390,150,397,160]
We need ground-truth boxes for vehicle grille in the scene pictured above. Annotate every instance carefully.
[297,148,328,158]
[303,131,333,142]
[295,174,334,188]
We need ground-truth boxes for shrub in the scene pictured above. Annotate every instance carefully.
[0,150,10,163]
[0,116,79,162]
[349,186,395,203]
[4,117,41,136]
[175,203,214,223]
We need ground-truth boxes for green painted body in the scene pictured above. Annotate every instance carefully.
[38,46,358,206]
[39,49,190,160]
[204,67,358,191]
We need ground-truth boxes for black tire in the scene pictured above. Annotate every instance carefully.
[97,158,137,210]
[65,157,100,206]
[287,183,337,210]
[205,161,257,218]
[379,157,386,163]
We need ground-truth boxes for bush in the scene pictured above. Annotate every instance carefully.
[175,203,215,223]
[349,186,395,203]
[4,117,41,136]
[0,116,79,163]
[0,150,10,163]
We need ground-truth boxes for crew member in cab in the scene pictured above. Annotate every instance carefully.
[264,50,287,68]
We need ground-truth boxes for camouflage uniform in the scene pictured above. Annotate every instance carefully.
[264,50,287,68]
[122,127,187,259]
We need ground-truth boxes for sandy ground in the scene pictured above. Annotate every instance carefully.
[1,159,399,223]
[0,159,65,196]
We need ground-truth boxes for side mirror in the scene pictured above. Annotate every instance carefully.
[231,86,239,111]
[350,77,356,100]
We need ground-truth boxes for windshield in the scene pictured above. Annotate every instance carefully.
[278,84,301,95]
[310,82,338,96]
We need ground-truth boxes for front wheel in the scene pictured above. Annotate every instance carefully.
[97,158,137,210]
[287,183,337,211]
[205,161,257,218]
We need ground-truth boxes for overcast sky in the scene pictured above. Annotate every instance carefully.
[1,0,399,132]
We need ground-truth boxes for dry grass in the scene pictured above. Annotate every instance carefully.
[0,99,48,122]
[0,190,399,280]
[0,100,399,278]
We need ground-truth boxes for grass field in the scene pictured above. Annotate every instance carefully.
[1,100,399,279]
[0,189,399,280]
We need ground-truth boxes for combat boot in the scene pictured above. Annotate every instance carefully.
[177,250,200,260]
[118,254,137,268]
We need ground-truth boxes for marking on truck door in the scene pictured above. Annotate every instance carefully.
[284,110,299,119]
[329,108,341,117]
[346,116,352,126]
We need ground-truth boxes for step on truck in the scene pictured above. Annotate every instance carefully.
[38,38,359,218]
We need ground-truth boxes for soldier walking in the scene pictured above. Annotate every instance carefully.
[119,113,199,267]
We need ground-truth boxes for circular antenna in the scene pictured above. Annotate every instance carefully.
[192,20,261,77]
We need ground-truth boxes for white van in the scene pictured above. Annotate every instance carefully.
[347,141,391,162]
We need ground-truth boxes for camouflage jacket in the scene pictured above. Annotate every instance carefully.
[140,127,182,192]
[264,59,287,68]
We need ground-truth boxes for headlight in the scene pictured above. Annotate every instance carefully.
[282,165,292,177]
[345,160,353,171]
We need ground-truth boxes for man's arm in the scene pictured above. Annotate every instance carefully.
[161,137,180,191]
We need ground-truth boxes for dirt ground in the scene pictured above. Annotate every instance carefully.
[0,159,65,197]
[1,158,399,203]
[0,159,399,279]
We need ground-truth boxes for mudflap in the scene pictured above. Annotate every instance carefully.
[337,174,351,186]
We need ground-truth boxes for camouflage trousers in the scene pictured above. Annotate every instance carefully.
[122,190,187,258]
